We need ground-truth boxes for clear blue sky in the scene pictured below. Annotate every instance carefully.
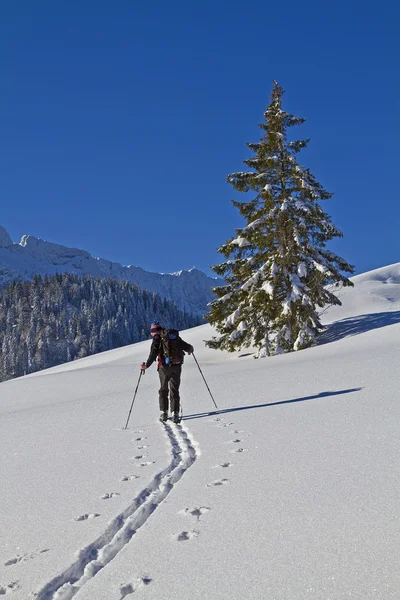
[1,0,399,277]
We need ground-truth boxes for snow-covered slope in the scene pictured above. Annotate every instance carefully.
[0,225,221,316]
[318,261,400,346]
[322,261,400,322]
[1,263,399,599]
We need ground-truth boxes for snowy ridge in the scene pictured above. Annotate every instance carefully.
[0,225,222,316]
[352,261,400,284]
[35,423,198,600]
[322,261,400,323]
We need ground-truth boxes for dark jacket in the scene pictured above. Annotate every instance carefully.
[145,330,193,368]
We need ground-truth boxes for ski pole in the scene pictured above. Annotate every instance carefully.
[192,353,218,410]
[124,369,145,430]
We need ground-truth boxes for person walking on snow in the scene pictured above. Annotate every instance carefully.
[141,323,194,423]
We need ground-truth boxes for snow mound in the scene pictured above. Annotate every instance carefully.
[353,262,400,285]
[322,262,400,324]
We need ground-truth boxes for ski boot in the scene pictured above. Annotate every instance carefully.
[159,411,168,423]
[172,412,181,424]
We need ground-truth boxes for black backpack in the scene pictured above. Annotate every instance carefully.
[160,329,183,366]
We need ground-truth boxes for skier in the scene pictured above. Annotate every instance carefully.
[140,323,194,423]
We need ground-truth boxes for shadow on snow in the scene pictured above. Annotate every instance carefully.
[183,388,362,421]
[318,310,400,345]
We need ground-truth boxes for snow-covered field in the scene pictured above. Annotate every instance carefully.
[1,263,399,599]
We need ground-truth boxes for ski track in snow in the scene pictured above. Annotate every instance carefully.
[34,423,198,600]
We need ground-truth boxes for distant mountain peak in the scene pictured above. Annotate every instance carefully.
[0,225,13,249]
[0,225,222,316]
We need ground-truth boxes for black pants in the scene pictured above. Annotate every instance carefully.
[158,364,182,413]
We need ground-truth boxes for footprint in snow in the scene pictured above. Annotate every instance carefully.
[218,422,234,428]
[101,492,120,500]
[4,549,49,567]
[207,479,230,487]
[136,445,149,449]
[0,581,20,595]
[74,513,100,521]
[120,475,140,482]
[232,447,248,454]
[137,461,155,467]
[175,530,199,542]
[228,439,242,444]
[133,454,147,460]
[213,462,232,469]
[134,437,147,441]
[4,555,27,567]
[119,577,152,599]
[180,506,211,521]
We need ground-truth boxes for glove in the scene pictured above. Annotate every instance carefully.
[140,362,147,372]
[187,345,194,355]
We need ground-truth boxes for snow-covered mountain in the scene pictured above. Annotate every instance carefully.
[1,262,399,599]
[0,225,222,316]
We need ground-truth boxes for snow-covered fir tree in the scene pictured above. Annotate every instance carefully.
[207,81,354,356]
